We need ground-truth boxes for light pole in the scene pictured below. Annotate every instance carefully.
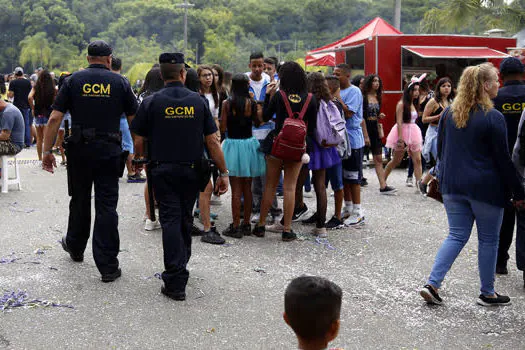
[177,0,195,54]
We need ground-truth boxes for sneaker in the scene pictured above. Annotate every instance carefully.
[193,209,218,220]
[240,223,252,236]
[302,212,318,224]
[312,227,328,238]
[292,204,309,222]
[325,216,344,230]
[418,180,427,195]
[360,177,368,187]
[266,221,285,233]
[344,212,365,226]
[419,285,443,305]
[200,227,225,245]
[250,213,260,224]
[101,268,122,283]
[379,185,397,195]
[282,230,297,242]
[191,224,203,236]
[210,194,222,206]
[144,219,161,231]
[222,224,243,239]
[127,173,147,183]
[476,293,511,307]
[252,225,265,238]
[303,190,313,198]
[341,207,353,219]
[406,176,413,187]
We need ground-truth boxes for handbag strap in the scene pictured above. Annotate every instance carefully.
[279,90,312,121]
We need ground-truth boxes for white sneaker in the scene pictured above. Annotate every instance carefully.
[312,227,328,238]
[250,213,261,224]
[341,207,353,219]
[266,221,285,232]
[145,219,161,231]
[303,190,314,198]
[406,176,413,187]
[344,212,365,226]
[210,194,222,205]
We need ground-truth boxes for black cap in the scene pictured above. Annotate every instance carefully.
[88,40,113,57]
[159,53,190,68]
[500,57,524,75]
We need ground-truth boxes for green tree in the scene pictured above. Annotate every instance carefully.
[19,32,52,69]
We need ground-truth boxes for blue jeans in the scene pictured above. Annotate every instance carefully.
[20,108,32,146]
[428,194,504,296]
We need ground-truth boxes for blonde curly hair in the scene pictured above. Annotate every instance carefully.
[451,63,497,128]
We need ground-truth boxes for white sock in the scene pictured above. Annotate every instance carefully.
[354,204,362,215]
[345,201,353,211]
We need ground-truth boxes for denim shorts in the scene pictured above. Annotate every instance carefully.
[325,162,343,191]
[59,112,71,130]
[120,117,134,153]
[34,115,49,127]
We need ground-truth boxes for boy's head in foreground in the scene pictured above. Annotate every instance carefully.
[284,276,342,350]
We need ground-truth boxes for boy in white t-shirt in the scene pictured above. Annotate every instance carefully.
[246,52,281,223]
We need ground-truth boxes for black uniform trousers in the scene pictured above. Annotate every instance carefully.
[151,163,199,292]
[66,141,121,275]
[497,203,525,271]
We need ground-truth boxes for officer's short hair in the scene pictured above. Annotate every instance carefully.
[160,63,185,81]
[111,56,122,72]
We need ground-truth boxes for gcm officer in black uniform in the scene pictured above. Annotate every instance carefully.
[131,53,229,301]
[42,40,138,282]
[493,57,525,276]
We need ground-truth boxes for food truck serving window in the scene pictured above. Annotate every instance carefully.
[401,46,508,89]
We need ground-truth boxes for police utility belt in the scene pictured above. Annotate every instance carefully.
[148,159,215,192]
[67,127,122,145]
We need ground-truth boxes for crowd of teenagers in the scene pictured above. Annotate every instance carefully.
[3,52,525,312]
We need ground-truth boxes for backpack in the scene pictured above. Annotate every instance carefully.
[315,99,346,147]
[271,90,312,161]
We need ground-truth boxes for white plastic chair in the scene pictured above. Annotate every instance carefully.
[1,155,22,193]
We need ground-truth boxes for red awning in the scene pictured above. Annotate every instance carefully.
[403,46,509,59]
[305,53,336,67]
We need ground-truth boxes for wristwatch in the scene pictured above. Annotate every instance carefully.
[43,150,52,155]
[219,170,229,177]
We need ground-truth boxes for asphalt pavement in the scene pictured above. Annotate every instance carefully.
[1,148,525,349]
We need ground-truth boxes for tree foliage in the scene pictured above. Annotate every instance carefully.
[0,0,523,78]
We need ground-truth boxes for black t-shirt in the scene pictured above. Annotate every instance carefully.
[52,64,138,133]
[263,91,317,136]
[131,81,218,162]
[226,98,257,139]
[8,78,32,110]
[493,81,525,152]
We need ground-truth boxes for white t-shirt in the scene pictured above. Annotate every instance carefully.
[204,93,219,118]
[245,72,270,101]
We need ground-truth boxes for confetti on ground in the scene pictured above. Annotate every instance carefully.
[1,291,74,311]
[0,254,20,264]
[254,267,266,273]
[313,237,336,250]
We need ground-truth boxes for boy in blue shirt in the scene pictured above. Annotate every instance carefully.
[334,64,365,226]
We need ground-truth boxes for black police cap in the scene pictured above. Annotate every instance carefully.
[500,57,524,75]
[88,40,113,57]
[159,53,191,68]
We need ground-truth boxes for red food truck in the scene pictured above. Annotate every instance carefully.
[306,17,516,133]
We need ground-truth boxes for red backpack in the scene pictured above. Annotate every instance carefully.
[271,90,312,161]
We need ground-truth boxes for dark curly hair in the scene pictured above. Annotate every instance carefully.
[278,62,307,95]
[307,72,331,105]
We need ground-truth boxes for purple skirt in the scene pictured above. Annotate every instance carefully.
[308,141,341,170]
